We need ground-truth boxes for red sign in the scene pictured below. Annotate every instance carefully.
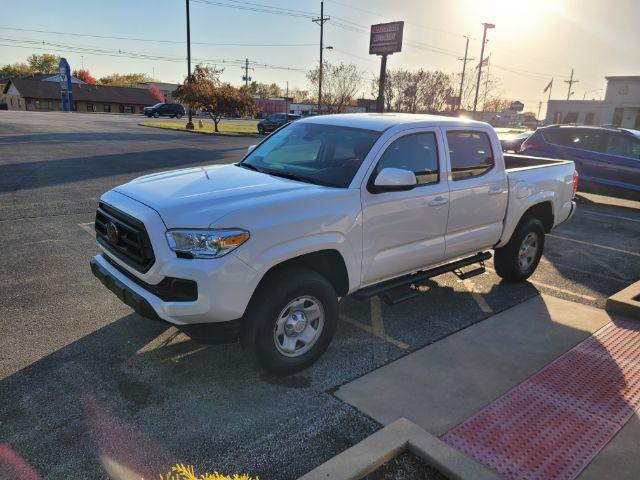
[369,21,404,55]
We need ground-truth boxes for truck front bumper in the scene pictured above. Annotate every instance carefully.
[90,256,246,343]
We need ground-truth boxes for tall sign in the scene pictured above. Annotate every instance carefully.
[59,58,74,112]
[370,21,404,113]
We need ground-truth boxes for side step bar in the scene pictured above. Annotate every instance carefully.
[352,251,492,303]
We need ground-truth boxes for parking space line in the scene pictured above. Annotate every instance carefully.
[78,222,95,235]
[548,234,640,258]
[484,266,598,302]
[579,210,640,224]
[460,279,494,313]
[341,313,409,350]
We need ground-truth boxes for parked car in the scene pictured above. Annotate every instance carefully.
[143,103,185,119]
[257,113,301,134]
[520,125,640,192]
[496,128,534,152]
[90,114,577,374]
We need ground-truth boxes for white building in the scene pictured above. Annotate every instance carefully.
[545,76,640,129]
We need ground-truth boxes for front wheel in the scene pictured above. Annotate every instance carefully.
[153,112,160,118]
[494,216,545,282]
[258,124,265,135]
[242,268,338,375]
[176,113,183,119]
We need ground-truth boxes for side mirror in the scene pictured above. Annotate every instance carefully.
[247,145,257,154]
[372,168,417,193]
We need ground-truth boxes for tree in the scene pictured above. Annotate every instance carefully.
[370,69,455,113]
[26,54,61,74]
[72,69,97,85]
[0,62,31,79]
[148,85,164,102]
[291,88,312,104]
[249,81,282,98]
[307,61,362,113]
[98,73,152,87]
[173,64,256,132]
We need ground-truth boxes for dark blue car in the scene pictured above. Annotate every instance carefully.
[520,125,640,193]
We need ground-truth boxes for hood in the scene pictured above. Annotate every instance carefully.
[114,164,329,228]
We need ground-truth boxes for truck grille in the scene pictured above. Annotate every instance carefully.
[95,202,155,273]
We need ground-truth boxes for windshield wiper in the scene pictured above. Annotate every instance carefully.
[236,162,263,173]
[262,170,324,186]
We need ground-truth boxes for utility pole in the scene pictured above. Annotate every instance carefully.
[185,0,194,130]
[243,58,252,88]
[473,22,494,113]
[457,35,473,111]
[285,80,289,118]
[564,68,579,100]
[313,1,329,114]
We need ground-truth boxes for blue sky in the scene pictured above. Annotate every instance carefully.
[2,0,638,114]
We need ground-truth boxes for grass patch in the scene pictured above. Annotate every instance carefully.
[141,121,258,135]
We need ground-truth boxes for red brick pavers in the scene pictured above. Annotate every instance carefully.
[443,320,640,480]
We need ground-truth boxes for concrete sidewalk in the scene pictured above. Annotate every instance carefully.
[336,294,639,479]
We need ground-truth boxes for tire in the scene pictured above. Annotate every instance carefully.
[242,267,338,375]
[494,215,545,282]
[176,113,183,119]
[153,112,160,118]
[258,124,265,135]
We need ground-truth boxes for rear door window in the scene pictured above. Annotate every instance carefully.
[446,131,495,180]
[542,128,606,153]
[605,133,640,159]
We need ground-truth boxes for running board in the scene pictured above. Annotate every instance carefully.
[353,252,492,303]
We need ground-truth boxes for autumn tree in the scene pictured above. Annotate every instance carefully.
[307,61,362,113]
[26,54,61,74]
[148,85,164,102]
[173,65,256,132]
[98,73,152,87]
[72,69,97,85]
[249,81,282,98]
[291,88,312,104]
[1,53,61,78]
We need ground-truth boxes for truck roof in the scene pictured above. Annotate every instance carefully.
[298,112,489,132]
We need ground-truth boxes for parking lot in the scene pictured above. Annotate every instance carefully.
[1,111,639,479]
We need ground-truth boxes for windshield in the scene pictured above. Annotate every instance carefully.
[241,122,380,188]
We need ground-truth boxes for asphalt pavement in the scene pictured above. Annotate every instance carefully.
[0,111,638,479]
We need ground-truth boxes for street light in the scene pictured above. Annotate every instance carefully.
[185,0,194,130]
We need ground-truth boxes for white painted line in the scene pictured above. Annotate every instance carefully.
[548,234,640,258]
[341,314,409,350]
[484,266,598,302]
[460,279,494,313]
[78,222,95,235]
[580,210,640,224]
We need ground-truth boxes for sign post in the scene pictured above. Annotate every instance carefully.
[58,58,74,112]
[369,21,404,113]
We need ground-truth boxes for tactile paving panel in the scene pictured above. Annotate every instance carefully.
[442,319,640,480]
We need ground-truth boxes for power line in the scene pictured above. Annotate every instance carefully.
[0,26,315,47]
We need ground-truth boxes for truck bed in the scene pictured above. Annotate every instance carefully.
[504,153,571,171]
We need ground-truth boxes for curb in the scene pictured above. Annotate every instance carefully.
[138,123,263,139]
[606,280,640,320]
[298,418,500,480]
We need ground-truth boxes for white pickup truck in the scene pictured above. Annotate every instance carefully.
[91,114,577,374]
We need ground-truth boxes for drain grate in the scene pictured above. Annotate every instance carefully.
[442,320,640,480]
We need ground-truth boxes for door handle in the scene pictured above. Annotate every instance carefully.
[488,185,504,195]
[429,196,449,207]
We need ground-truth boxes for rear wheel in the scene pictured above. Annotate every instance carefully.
[176,113,183,119]
[494,216,545,282]
[242,268,338,375]
[153,112,160,118]
[258,124,265,135]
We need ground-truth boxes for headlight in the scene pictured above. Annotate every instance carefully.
[166,229,250,259]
